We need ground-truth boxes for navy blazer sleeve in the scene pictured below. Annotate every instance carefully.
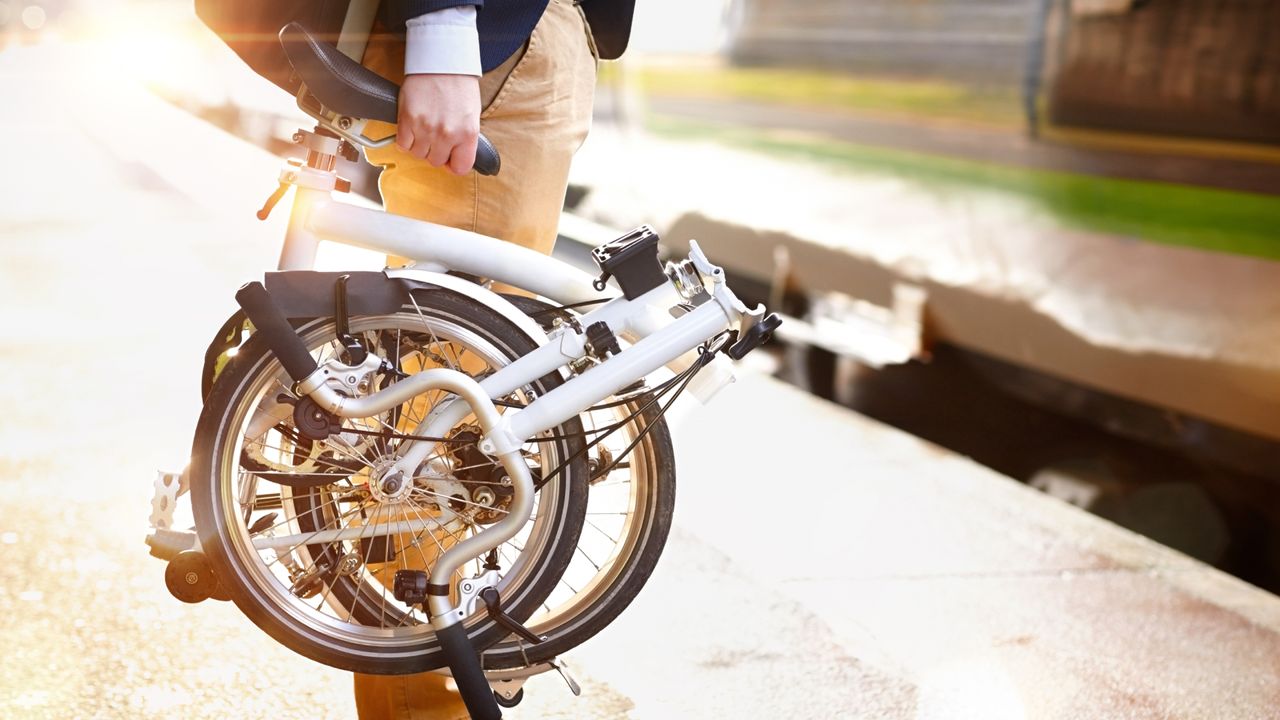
[381,0,483,31]
[382,0,553,73]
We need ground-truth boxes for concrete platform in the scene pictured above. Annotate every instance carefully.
[3,38,1279,720]
[645,374,1280,718]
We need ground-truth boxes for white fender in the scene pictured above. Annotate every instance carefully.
[383,267,552,346]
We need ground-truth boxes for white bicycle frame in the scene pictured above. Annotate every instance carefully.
[255,161,759,626]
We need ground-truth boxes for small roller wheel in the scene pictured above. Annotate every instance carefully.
[165,550,223,604]
[494,688,524,708]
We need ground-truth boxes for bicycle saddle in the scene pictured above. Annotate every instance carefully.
[278,21,500,176]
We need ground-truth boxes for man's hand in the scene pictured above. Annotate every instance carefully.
[397,73,481,176]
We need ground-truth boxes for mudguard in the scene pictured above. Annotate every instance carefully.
[261,268,551,345]
[202,270,553,400]
[382,267,551,346]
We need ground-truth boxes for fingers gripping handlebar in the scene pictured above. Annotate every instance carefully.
[278,21,500,176]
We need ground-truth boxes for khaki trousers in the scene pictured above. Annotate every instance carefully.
[353,1,597,718]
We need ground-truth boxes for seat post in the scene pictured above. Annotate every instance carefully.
[300,127,339,172]
[293,126,357,173]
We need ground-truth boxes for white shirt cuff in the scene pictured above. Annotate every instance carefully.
[405,6,482,77]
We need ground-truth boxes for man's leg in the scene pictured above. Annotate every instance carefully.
[352,2,597,717]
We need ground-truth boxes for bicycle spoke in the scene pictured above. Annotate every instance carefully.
[573,544,601,572]
[402,495,465,591]
[583,516,622,543]
[344,501,386,623]
[408,487,510,516]
[262,500,370,572]
[408,294,460,374]
[245,433,364,474]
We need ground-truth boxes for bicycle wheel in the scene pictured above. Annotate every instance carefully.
[191,289,588,674]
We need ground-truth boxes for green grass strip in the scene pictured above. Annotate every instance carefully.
[648,116,1280,260]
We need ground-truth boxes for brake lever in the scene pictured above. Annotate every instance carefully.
[256,181,292,221]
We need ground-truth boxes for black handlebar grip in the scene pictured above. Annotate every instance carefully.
[436,622,502,719]
[473,133,501,176]
[235,282,319,383]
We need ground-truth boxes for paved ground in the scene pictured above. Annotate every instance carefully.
[641,96,1280,196]
[4,39,1280,720]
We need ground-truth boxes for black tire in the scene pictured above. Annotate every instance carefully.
[192,289,588,674]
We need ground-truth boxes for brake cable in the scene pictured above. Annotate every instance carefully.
[533,331,731,489]
[524,297,612,318]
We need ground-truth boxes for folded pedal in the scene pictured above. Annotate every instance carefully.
[479,587,544,645]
